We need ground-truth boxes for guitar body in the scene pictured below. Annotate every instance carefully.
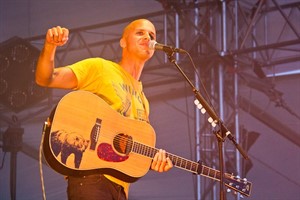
[43,91,156,183]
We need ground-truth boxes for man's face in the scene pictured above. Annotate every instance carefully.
[122,19,156,60]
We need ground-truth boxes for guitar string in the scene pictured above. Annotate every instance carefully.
[53,129,240,182]
[111,134,201,173]
[49,130,250,195]
[94,135,250,195]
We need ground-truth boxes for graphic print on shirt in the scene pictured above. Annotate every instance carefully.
[112,82,131,116]
[112,81,147,122]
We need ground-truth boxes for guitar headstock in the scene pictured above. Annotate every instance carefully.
[224,173,252,197]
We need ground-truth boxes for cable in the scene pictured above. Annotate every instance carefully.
[39,121,48,200]
[184,50,217,115]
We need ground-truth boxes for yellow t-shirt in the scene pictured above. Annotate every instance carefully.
[67,57,150,197]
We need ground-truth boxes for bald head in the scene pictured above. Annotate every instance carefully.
[122,19,156,39]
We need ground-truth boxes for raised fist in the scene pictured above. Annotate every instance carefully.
[46,26,69,46]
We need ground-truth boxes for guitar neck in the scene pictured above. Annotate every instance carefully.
[132,141,221,181]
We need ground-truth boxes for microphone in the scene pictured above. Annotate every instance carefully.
[148,40,185,53]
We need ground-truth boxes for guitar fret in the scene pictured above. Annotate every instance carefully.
[188,162,192,171]
[147,146,154,157]
[142,144,146,155]
[173,155,178,166]
[201,166,220,181]
[136,143,142,154]
[192,163,198,172]
[167,154,199,174]
[132,142,157,158]
[151,148,156,157]
[179,158,182,167]
[213,170,217,179]
[200,164,203,174]
[145,146,149,157]
[183,159,187,168]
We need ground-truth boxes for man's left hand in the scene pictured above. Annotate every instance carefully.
[151,149,173,172]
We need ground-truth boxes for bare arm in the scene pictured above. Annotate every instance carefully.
[35,26,77,89]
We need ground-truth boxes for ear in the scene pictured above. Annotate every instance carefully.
[120,38,126,48]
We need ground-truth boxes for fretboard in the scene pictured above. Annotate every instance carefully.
[131,141,222,181]
[130,140,252,197]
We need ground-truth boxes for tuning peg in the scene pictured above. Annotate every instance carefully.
[208,117,217,127]
[226,189,231,193]
[194,99,199,105]
[240,195,244,199]
[197,104,203,109]
[212,122,216,127]
[194,99,206,114]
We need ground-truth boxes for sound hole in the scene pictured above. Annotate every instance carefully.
[113,133,133,155]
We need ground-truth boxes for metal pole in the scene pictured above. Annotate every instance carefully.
[234,1,241,200]
[194,3,202,200]
[175,13,179,61]
[219,0,227,199]
[164,13,168,63]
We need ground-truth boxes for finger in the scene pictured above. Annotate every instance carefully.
[158,150,167,172]
[166,157,173,167]
[154,150,162,172]
[47,28,53,38]
[164,157,173,171]
[151,152,159,169]
[55,26,65,42]
[162,150,167,163]
[46,28,55,43]
[62,28,69,42]
[157,149,163,162]
[52,26,60,41]
[56,27,69,44]
[155,150,163,172]
[46,27,58,44]
[56,26,63,42]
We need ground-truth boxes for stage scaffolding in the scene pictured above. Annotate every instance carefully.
[1,1,299,200]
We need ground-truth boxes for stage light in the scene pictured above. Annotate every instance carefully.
[0,54,10,72]
[0,78,8,95]
[0,36,49,112]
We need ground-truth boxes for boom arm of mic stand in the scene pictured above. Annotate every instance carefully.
[166,51,249,160]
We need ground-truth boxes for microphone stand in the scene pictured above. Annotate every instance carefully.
[164,50,249,200]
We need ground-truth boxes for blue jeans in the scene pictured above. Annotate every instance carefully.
[67,174,126,200]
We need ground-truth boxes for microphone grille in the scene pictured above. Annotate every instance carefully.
[148,40,157,50]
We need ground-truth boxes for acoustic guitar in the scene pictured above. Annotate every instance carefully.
[42,91,252,197]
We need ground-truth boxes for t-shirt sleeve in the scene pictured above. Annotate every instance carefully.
[67,58,103,90]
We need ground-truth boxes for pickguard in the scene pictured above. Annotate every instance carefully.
[97,143,129,162]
